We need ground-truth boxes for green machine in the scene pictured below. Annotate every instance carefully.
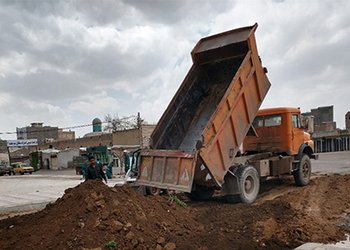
[86,146,113,179]
[87,146,110,165]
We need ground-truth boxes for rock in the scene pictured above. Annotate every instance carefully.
[112,220,124,231]
[124,222,132,231]
[94,220,100,227]
[95,199,105,207]
[77,222,85,228]
[157,237,166,245]
[164,242,176,250]
[135,212,147,222]
[126,231,135,240]
[155,244,163,250]
[97,224,106,230]
[86,202,95,212]
[9,225,14,229]
[131,238,139,247]
[90,191,99,201]
[101,211,109,220]
[138,237,145,244]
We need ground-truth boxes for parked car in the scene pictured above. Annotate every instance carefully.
[11,162,34,175]
[0,163,13,176]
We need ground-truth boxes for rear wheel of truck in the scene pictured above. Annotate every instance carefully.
[294,154,311,186]
[146,187,161,196]
[237,165,260,204]
[187,185,215,201]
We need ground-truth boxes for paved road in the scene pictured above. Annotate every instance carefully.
[312,151,350,175]
[0,169,125,215]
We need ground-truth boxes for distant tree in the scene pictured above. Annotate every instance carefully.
[103,113,144,132]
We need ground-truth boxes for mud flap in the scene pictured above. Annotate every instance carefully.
[221,168,241,196]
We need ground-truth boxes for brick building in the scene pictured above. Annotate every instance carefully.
[17,123,59,145]
[305,108,350,153]
[346,112,350,130]
[302,106,336,132]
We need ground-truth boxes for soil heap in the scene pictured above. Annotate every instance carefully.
[1,175,350,250]
[0,180,200,250]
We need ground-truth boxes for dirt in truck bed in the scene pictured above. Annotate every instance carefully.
[1,175,350,250]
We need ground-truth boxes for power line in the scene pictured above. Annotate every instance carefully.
[0,122,107,135]
[0,115,140,135]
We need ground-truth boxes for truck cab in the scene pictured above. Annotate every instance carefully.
[244,107,315,157]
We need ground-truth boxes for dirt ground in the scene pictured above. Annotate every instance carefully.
[0,174,350,250]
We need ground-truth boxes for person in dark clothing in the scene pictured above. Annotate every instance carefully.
[85,155,107,183]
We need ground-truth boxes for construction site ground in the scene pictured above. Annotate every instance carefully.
[0,151,350,249]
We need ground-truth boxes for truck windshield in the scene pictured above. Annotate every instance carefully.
[253,114,282,128]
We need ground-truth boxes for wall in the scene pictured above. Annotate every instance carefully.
[0,139,7,153]
[42,152,58,170]
[57,148,80,169]
[302,106,336,132]
[38,133,113,150]
[311,106,334,124]
[141,125,156,148]
[0,153,9,164]
[346,112,350,130]
[112,129,140,146]
[315,122,336,133]
[58,130,75,141]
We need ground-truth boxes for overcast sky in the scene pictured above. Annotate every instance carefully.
[1,0,349,140]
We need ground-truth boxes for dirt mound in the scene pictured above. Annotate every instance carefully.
[0,180,200,250]
[188,175,350,249]
[1,175,350,250]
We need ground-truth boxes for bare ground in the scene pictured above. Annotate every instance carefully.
[0,174,350,250]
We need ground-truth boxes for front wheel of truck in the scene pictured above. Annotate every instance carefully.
[237,165,260,204]
[293,154,311,186]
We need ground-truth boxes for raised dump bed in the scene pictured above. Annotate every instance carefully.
[136,24,271,194]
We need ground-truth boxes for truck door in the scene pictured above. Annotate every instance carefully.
[292,113,304,153]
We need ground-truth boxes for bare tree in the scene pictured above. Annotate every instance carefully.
[103,113,143,132]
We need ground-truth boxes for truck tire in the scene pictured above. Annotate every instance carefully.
[187,185,215,201]
[294,154,311,186]
[237,165,260,204]
[146,186,160,196]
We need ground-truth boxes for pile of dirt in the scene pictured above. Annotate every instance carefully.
[0,180,201,250]
[1,175,350,250]
[188,174,350,249]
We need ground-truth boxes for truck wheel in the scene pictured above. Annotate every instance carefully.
[187,185,214,201]
[146,186,160,196]
[237,165,260,204]
[294,154,311,186]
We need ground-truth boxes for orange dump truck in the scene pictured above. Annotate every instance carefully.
[135,24,316,203]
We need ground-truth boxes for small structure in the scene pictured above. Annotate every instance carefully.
[41,149,60,170]
[40,148,80,170]
[57,148,80,169]
[92,118,102,132]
